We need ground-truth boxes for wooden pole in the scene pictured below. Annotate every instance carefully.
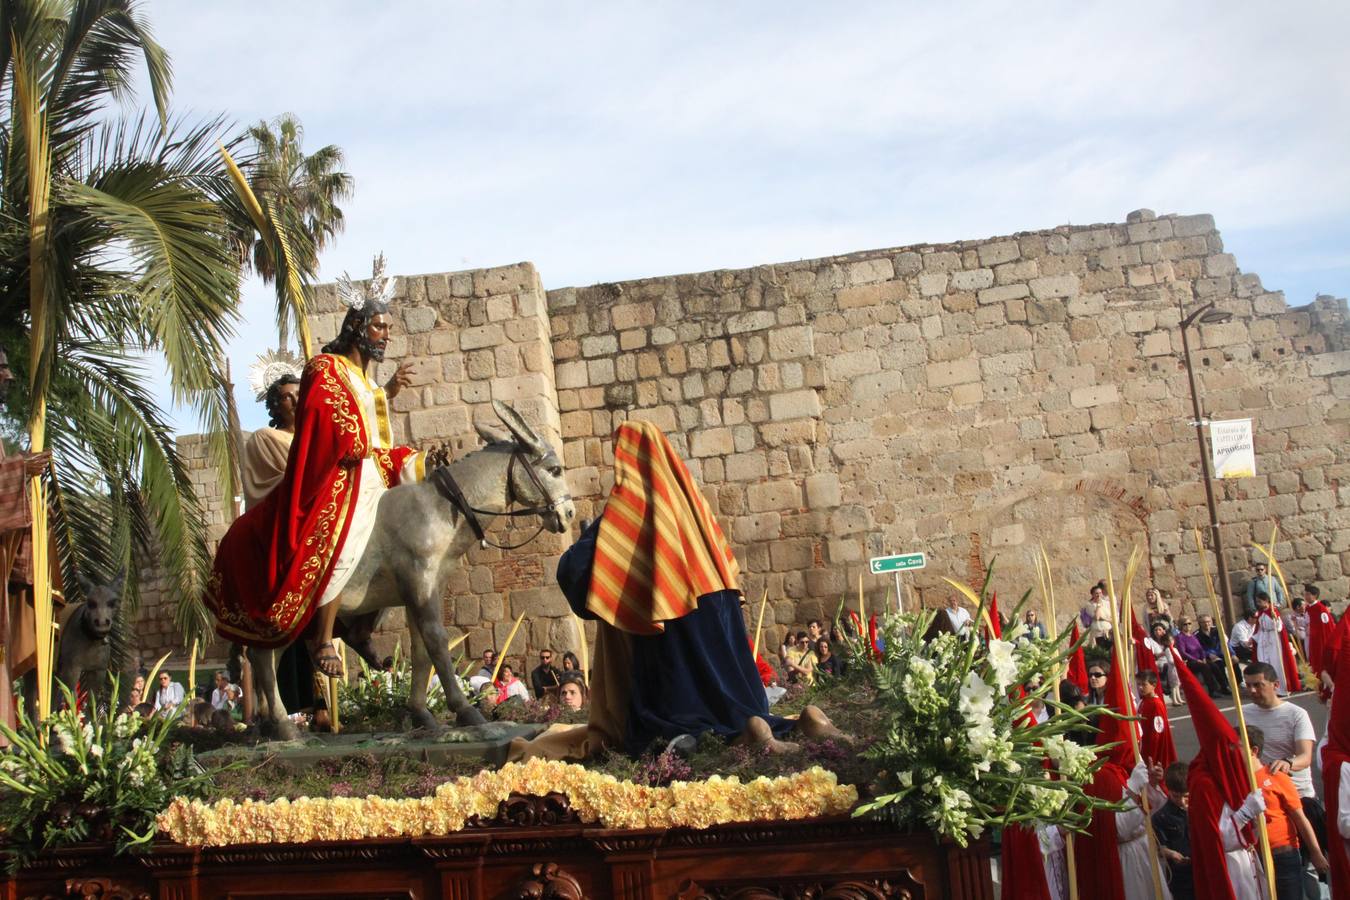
[751,589,769,660]
[1038,546,1079,900]
[571,613,589,685]
[490,613,525,684]
[1195,528,1279,900]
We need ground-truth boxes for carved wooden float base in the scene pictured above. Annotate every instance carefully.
[6,812,993,900]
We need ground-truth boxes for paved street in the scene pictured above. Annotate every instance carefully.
[1169,687,1328,794]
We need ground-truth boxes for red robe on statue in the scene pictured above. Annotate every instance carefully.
[205,354,422,647]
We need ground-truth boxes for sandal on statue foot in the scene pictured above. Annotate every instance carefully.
[310,640,343,678]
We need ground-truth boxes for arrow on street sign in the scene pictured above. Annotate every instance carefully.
[869,552,926,575]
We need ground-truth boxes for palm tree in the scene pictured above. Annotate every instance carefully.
[243,114,354,352]
[0,0,247,673]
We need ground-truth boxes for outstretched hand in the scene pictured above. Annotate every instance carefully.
[384,361,414,400]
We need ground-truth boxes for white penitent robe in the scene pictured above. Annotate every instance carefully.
[1220,804,1268,900]
[1253,612,1290,694]
[1116,797,1171,900]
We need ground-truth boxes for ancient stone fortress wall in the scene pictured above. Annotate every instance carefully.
[134,210,1350,662]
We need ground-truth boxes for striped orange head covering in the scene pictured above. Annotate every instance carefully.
[585,421,741,634]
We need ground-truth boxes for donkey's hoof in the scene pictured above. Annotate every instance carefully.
[264,719,299,742]
[408,707,447,732]
[456,706,488,727]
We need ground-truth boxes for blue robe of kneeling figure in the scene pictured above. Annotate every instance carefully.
[557,517,793,756]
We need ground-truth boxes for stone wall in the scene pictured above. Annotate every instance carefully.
[133,210,1350,664]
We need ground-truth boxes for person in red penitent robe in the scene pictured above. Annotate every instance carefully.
[204,255,423,676]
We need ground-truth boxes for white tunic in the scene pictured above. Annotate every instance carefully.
[1116,796,1171,900]
[1219,804,1268,900]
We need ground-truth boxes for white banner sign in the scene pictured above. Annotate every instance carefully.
[1211,418,1256,479]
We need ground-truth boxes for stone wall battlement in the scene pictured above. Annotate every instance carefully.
[135,210,1350,663]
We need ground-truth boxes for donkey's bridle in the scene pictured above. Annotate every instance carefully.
[429,445,571,551]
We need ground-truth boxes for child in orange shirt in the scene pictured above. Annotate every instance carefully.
[1247,726,1328,898]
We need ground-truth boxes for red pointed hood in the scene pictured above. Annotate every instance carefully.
[1170,648,1246,811]
[1067,621,1089,694]
[1322,611,1350,891]
[1095,659,1137,771]
[985,593,1003,639]
[1131,606,1158,673]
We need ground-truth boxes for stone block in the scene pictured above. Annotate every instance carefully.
[917,273,948,296]
[733,513,781,543]
[978,241,1020,266]
[748,481,802,513]
[922,251,962,272]
[404,306,438,333]
[485,294,514,323]
[1070,383,1118,408]
[767,325,814,360]
[689,427,735,458]
[587,358,616,385]
[978,283,1030,305]
[726,310,776,334]
[581,334,618,357]
[1309,352,1350,377]
[845,258,894,285]
[1173,214,1216,237]
[769,539,815,571]
[837,280,907,309]
[611,302,656,330]
[769,390,822,421]
[1029,275,1079,299]
[491,372,552,404]
[408,405,470,441]
[990,523,1026,547]
[893,251,922,275]
[460,323,505,351]
[1204,254,1238,277]
[725,451,769,481]
[950,268,995,291]
[1127,219,1173,242]
[554,360,588,390]
[826,349,881,381]
[926,359,980,388]
[805,473,842,509]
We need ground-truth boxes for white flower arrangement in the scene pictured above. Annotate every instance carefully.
[851,587,1117,846]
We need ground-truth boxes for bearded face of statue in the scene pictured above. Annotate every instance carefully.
[358,313,391,363]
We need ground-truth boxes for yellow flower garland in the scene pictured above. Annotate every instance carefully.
[157,758,858,847]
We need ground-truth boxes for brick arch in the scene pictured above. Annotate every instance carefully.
[975,475,1154,625]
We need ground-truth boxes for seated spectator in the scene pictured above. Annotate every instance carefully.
[1195,613,1224,659]
[815,638,842,678]
[944,595,972,635]
[1022,609,1048,641]
[1173,616,1228,697]
[189,699,213,728]
[1145,621,1180,700]
[1229,609,1258,663]
[557,675,588,711]
[474,648,496,679]
[1143,586,1170,623]
[134,701,154,719]
[561,651,582,678]
[784,631,817,685]
[1086,661,1109,706]
[530,649,562,697]
[210,670,238,711]
[152,671,185,716]
[494,663,530,704]
[1285,597,1309,656]
[210,708,236,733]
[778,629,795,670]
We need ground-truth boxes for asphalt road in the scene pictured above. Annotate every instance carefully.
[1168,687,1328,794]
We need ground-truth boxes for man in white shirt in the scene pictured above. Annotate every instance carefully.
[152,671,185,715]
[210,670,239,711]
[1241,661,1324,867]
[943,595,971,635]
[1228,610,1258,663]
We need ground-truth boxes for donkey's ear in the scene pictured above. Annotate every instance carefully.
[75,572,94,597]
[109,569,126,597]
[492,401,547,456]
[475,419,510,446]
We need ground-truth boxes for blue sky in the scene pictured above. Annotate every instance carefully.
[140,0,1350,432]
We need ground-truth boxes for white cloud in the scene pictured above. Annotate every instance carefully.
[136,0,1350,431]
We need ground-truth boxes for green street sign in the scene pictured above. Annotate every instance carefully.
[869,552,926,575]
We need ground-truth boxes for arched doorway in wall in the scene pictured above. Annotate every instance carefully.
[975,476,1161,631]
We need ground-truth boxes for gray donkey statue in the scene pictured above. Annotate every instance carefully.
[24,572,123,715]
[246,400,576,739]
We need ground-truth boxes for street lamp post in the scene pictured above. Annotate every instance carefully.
[1178,301,1237,628]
